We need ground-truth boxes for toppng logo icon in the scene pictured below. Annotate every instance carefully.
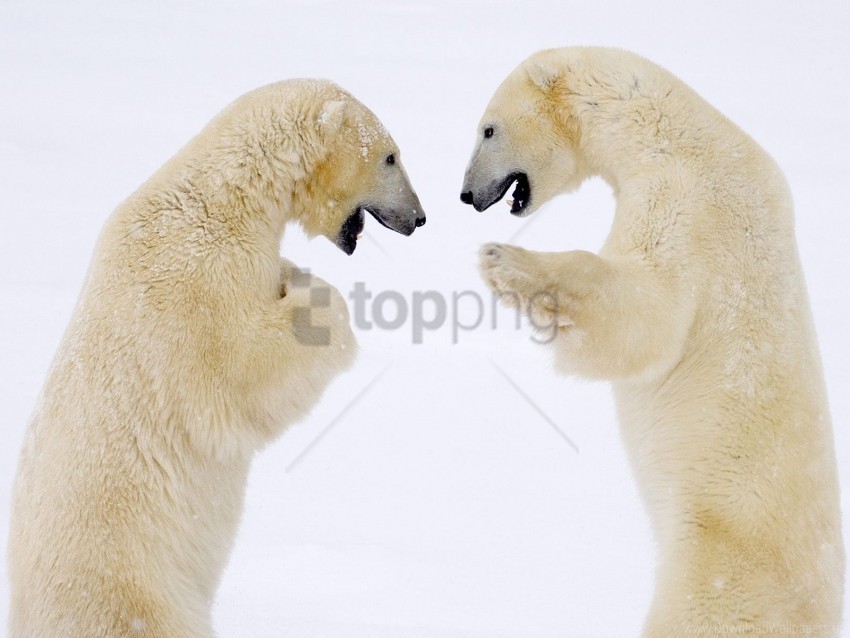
[289,269,333,347]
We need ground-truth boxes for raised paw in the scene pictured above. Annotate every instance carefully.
[479,243,542,299]
[479,243,571,329]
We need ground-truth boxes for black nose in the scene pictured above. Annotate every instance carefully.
[460,191,474,205]
[415,216,426,228]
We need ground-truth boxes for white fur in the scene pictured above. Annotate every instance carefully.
[470,48,844,636]
[6,79,415,637]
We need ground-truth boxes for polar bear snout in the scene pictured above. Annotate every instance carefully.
[333,159,426,255]
[365,202,425,237]
[335,203,424,255]
[460,171,530,215]
[362,179,426,237]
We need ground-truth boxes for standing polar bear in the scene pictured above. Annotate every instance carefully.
[461,48,844,636]
[8,79,424,638]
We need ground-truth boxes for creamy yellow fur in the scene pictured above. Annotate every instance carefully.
[466,48,844,636]
[7,79,418,637]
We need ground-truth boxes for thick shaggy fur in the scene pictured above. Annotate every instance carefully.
[7,79,421,637]
[464,48,844,636]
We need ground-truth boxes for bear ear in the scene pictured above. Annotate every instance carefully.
[318,100,346,137]
[525,58,562,92]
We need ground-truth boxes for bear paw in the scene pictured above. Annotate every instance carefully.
[479,243,571,329]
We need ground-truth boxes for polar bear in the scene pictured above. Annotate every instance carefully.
[8,79,424,638]
[461,48,844,636]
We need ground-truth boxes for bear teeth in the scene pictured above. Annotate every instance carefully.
[506,198,514,207]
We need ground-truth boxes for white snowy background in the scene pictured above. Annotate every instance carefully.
[2,1,848,636]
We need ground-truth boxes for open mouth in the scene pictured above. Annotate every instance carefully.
[336,209,365,255]
[503,172,530,216]
[464,172,531,214]
[335,206,424,255]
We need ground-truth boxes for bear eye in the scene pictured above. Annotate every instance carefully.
[484,127,494,139]
[385,153,395,165]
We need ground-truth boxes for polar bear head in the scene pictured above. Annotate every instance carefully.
[460,51,587,217]
[296,83,426,254]
[213,80,424,255]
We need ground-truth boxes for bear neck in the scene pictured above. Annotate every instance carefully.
[557,54,721,193]
[188,93,327,239]
[201,137,304,234]
[574,98,674,192]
